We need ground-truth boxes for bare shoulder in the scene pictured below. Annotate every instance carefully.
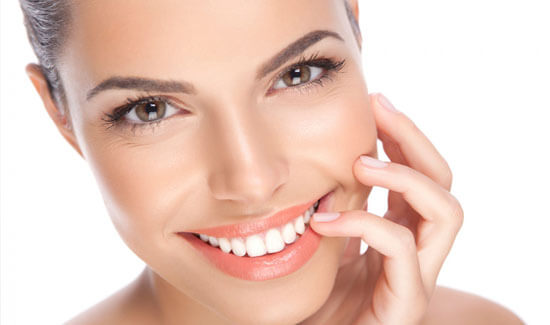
[422,286,524,325]
[64,273,158,325]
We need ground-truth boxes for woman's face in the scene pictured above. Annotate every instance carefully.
[55,0,376,323]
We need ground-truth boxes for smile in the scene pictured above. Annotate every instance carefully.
[192,199,320,257]
[177,190,335,281]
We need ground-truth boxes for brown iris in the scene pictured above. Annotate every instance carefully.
[281,65,311,87]
[135,100,166,122]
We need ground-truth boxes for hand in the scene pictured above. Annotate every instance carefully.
[309,93,464,325]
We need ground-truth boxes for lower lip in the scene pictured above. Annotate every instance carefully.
[178,191,334,281]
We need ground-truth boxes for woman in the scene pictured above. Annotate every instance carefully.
[20,0,523,324]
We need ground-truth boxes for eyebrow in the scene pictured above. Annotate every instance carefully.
[86,29,344,101]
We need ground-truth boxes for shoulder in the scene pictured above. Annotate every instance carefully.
[422,286,524,325]
[64,273,158,325]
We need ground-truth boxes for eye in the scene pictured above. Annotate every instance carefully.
[273,65,323,90]
[101,95,187,133]
[125,99,179,124]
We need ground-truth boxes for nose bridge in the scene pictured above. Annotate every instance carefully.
[206,101,288,204]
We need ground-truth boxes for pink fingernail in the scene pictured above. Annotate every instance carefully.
[313,212,341,222]
[360,155,388,168]
[377,93,399,113]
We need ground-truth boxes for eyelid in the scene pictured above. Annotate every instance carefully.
[125,99,180,124]
[269,52,322,88]
[101,94,186,134]
[266,52,345,96]
[110,95,181,120]
[102,54,345,134]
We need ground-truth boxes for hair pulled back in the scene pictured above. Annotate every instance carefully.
[19,0,360,111]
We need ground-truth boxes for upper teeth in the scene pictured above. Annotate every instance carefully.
[196,200,319,257]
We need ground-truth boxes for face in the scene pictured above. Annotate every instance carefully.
[51,0,376,323]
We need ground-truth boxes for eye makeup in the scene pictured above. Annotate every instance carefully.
[100,94,184,133]
[100,52,347,134]
[266,51,346,96]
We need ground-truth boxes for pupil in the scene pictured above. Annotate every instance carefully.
[290,68,301,79]
[145,102,157,113]
[282,65,311,87]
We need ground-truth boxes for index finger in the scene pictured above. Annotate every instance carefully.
[369,93,453,191]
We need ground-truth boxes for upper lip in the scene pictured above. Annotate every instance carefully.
[183,196,324,239]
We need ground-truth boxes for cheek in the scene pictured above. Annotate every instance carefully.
[76,88,376,259]
[81,134,198,255]
[319,97,376,161]
[275,89,377,190]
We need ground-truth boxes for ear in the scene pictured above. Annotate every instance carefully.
[25,63,84,159]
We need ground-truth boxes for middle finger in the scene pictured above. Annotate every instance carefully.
[353,155,464,290]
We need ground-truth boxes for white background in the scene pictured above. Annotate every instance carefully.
[1,1,549,324]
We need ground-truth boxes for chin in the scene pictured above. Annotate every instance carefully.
[209,236,346,325]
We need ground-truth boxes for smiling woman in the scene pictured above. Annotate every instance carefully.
[18,0,524,324]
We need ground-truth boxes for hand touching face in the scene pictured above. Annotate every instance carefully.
[310,93,463,325]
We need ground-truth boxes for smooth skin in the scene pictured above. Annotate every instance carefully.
[24,0,523,324]
[307,93,523,324]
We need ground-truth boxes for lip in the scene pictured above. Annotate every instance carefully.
[178,189,336,281]
[184,193,329,239]
[179,225,322,281]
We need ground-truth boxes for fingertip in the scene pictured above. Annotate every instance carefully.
[370,92,399,113]
[359,155,389,168]
[353,155,389,176]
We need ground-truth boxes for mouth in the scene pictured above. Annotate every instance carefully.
[177,189,334,281]
[191,197,320,257]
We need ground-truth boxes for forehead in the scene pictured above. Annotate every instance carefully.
[62,0,348,82]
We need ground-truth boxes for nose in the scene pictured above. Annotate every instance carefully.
[206,104,289,205]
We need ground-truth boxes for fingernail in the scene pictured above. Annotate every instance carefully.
[360,155,388,168]
[313,212,341,222]
[376,93,399,113]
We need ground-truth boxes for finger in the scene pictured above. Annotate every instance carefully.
[370,93,453,191]
[353,156,464,291]
[310,210,426,305]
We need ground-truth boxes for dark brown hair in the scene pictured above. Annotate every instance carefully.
[20,0,361,111]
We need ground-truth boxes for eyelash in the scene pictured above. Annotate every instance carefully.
[101,52,347,132]
[101,94,178,133]
[268,51,346,96]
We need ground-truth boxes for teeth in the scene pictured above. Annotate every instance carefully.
[304,206,314,224]
[265,228,285,253]
[208,237,219,247]
[230,237,246,256]
[218,237,232,253]
[246,235,267,257]
[196,199,320,257]
[294,215,305,235]
[281,222,297,244]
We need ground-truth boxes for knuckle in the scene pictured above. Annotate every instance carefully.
[447,194,464,230]
[440,165,453,190]
[395,226,416,252]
